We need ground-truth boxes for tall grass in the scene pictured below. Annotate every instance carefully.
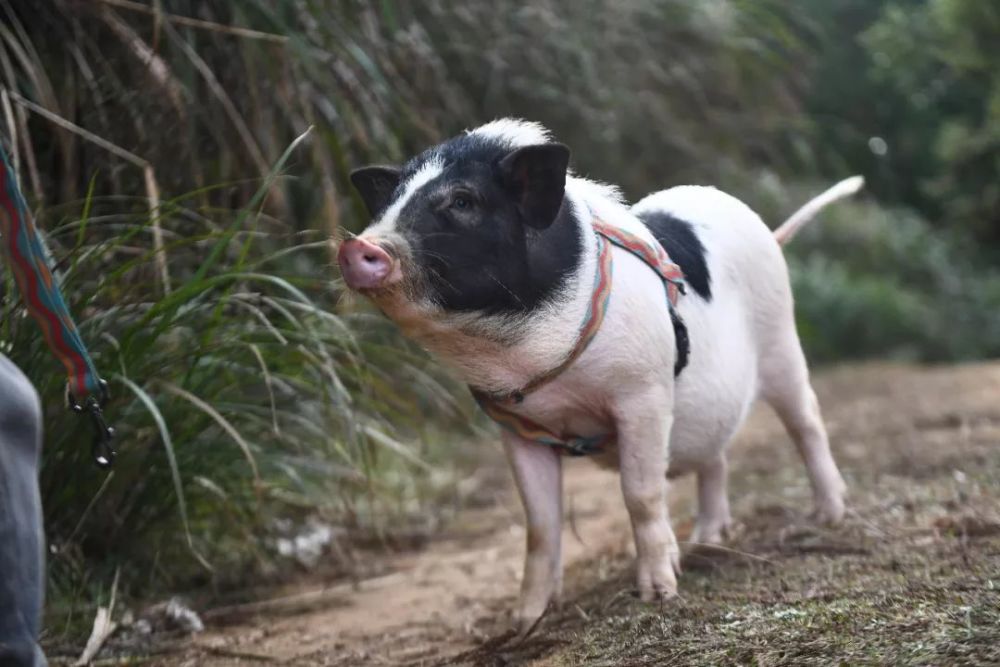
[2,146,475,632]
[4,1,813,220]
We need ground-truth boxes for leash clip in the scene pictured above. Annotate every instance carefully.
[67,379,116,469]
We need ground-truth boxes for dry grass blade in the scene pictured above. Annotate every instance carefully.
[0,2,69,199]
[8,90,171,293]
[8,90,143,167]
[142,164,170,293]
[293,68,341,243]
[0,46,43,200]
[74,568,120,666]
[97,0,288,43]
[98,5,186,115]
[162,19,286,214]
[0,86,16,174]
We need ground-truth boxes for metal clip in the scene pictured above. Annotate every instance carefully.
[67,379,116,469]
[563,437,598,458]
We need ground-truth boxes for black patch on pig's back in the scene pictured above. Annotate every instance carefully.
[636,211,711,301]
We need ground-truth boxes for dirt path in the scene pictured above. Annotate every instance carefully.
[170,449,639,665]
[162,363,1000,666]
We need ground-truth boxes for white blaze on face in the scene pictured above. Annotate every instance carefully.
[364,118,551,240]
[364,157,444,237]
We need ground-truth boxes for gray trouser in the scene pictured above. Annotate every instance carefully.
[0,354,46,667]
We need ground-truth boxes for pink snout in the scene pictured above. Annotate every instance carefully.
[338,238,398,290]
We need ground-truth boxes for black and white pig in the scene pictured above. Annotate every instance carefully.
[339,119,857,632]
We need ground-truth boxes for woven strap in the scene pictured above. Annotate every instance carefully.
[473,218,686,456]
[0,146,103,399]
[484,232,614,403]
[473,391,613,456]
[592,218,685,306]
[1,144,115,468]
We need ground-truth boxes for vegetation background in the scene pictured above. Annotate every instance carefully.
[1,0,998,644]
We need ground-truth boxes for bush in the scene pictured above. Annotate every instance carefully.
[743,176,1000,362]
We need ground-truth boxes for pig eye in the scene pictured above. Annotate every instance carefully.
[449,192,474,211]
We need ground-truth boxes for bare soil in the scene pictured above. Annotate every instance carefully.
[140,363,1000,665]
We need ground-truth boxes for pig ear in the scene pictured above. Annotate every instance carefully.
[350,166,402,218]
[499,143,571,229]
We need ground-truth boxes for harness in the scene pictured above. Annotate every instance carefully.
[473,218,687,456]
[0,145,115,467]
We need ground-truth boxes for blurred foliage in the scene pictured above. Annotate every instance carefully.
[402,0,813,197]
[0,0,998,623]
[4,1,818,218]
[749,177,1000,362]
[804,0,1000,242]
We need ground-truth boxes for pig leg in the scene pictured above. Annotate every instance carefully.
[614,383,680,600]
[690,453,733,546]
[503,432,563,633]
[760,335,846,524]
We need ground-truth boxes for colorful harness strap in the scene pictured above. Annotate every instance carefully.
[0,144,115,467]
[591,219,686,306]
[473,218,686,457]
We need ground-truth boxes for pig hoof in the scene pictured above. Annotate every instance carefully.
[637,556,679,602]
[811,494,846,525]
[513,604,549,638]
[690,517,733,546]
[513,591,558,637]
[671,548,683,577]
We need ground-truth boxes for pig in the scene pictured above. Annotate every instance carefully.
[339,118,856,632]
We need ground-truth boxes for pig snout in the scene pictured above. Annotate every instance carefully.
[338,238,397,290]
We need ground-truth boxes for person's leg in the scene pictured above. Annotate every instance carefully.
[0,354,47,667]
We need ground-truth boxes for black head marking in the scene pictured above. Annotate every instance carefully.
[350,130,581,317]
[637,211,712,301]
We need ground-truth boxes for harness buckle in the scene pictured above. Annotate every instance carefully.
[563,437,600,457]
[67,379,116,469]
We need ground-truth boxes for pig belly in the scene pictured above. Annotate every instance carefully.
[666,360,757,476]
[551,343,758,477]
[579,356,758,476]
[537,318,758,476]
[666,288,760,476]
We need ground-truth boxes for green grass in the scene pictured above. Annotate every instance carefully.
[2,140,482,642]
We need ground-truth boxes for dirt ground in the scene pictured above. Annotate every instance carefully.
[137,363,1000,665]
